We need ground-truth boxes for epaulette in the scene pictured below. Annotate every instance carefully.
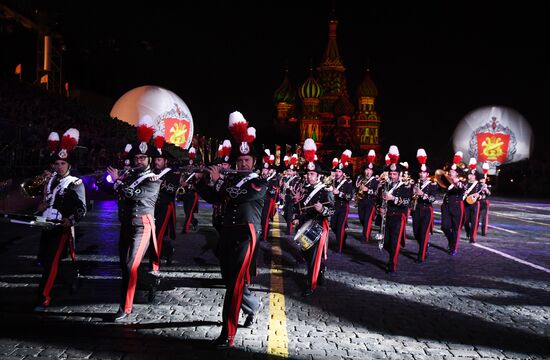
[72,179,83,186]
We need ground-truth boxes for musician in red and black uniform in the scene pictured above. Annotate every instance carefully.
[281,154,300,235]
[211,140,232,233]
[462,157,484,244]
[478,162,492,236]
[292,139,334,297]
[149,146,179,270]
[195,111,266,349]
[106,116,161,321]
[180,146,200,234]
[34,129,86,311]
[378,145,413,273]
[330,150,354,253]
[411,149,438,263]
[355,149,379,243]
[260,150,279,241]
[440,151,466,256]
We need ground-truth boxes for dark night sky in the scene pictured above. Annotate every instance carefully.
[2,1,548,161]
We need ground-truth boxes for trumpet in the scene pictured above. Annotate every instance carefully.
[354,176,369,202]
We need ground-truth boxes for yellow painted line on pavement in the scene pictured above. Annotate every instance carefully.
[267,212,288,358]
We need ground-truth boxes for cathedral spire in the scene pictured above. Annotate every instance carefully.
[319,18,345,71]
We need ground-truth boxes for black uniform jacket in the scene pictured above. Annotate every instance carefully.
[293,182,334,224]
[415,180,438,207]
[45,174,87,224]
[113,167,161,221]
[198,173,267,230]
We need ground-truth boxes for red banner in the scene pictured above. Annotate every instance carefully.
[476,132,510,163]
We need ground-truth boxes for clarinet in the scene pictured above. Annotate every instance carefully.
[375,176,390,250]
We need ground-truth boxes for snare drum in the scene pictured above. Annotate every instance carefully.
[294,219,323,251]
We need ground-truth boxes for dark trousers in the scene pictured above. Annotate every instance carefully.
[478,199,490,235]
[464,202,481,242]
[331,203,349,252]
[301,218,329,291]
[119,214,156,314]
[182,191,199,232]
[411,205,433,262]
[383,212,406,272]
[357,199,376,242]
[441,201,464,253]
[37,226,76,304]
[260,196,276,240]
[217,224,259,343]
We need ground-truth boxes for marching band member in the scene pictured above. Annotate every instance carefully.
[411,149,438,263]
[260,150,279,241]
[106,115,162,321]
[180,146,200,234]
[292,139,334,296]
[149,134,179,270]
[355,149,379,242]
[281,154,300,235]
[463,157,484,243]
[211,140,232,233]
[440,151,466,256]
[478,162,492,236]
[195,111,266,349]
[378,145,412,273]
[330,150,354,253]
[34,128,86,311]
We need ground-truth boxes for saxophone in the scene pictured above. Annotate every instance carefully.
[354,176,367,203]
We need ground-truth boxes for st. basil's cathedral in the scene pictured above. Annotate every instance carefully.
[272,15,381,170]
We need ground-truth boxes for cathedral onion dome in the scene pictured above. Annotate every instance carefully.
[334,94,354,117]
[299,69,323,99]
[357,69,378,98]
[273,70,295,103]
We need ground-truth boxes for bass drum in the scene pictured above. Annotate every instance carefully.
[294,219,323,251]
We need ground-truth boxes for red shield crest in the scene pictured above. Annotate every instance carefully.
[476,132,510,163]
[164,118,190,148]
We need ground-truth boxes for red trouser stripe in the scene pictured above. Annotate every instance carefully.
[124,214,155,314]
[152,202,175,271]
[338,204,349,253]
[392,214,406,272]
[455,202,465,251]
[484,201,490,233]
[365,206,375,243]
[42,227,72,301]
[227,224,257,341]
[263,198,275,240]
[471,202,481,242]
[184,193,199,232]
[311,219,329,291]
[420,208,434,262]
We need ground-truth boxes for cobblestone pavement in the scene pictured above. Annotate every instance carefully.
[1,197,549,359]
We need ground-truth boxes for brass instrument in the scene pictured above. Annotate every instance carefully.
[434,169,453,189]
[20,173,50,198]
[411,182,421,211]
[375,177,390,250]
[322,174,334,190]
[354,176,368,202]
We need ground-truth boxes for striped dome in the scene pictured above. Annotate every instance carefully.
[299,70,323,99]
[273,70,295,103]
[357,69,378,98]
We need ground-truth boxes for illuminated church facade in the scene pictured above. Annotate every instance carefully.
[273,16,381,166]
